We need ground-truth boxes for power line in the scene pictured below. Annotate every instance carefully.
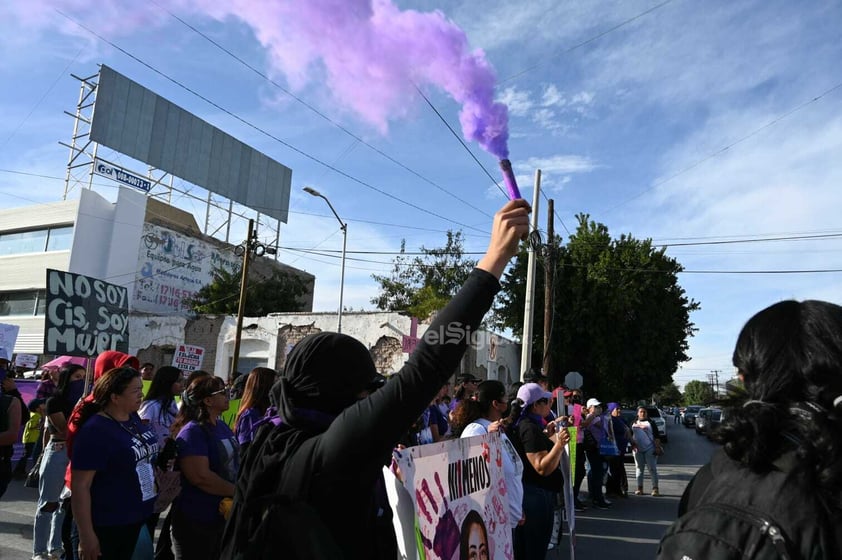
[602,79,842,215]
[151,1,493,221]
[52,9,489,235]
[502,0,676,83]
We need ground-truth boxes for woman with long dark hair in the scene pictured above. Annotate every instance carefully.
[234,367,277,455]
[452,380,525,541]
[660,300,842,558]
[70,367,158,560]
[139,366,183,448]
[170,375,238,560]
[32,363,85,560]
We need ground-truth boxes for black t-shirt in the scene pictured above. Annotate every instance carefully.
[515,418,563,492]
[45,396,74,436]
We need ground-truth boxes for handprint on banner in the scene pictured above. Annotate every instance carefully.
[416,472,460,559]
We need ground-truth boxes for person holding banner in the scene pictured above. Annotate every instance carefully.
[508,382,570,560]
[453,379,525,537]
[221,199,531,560]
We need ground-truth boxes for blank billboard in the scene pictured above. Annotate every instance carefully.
[90,65,291,222]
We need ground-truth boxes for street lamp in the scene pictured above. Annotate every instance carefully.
[303,187,347,333]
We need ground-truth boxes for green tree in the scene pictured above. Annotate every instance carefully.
[683,380,716,405]
[371,231,476,318]
[494,214,699,400]
[188,266,308,315]
[656,382,683,405]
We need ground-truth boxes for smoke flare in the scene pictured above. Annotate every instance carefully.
[193,0,510,158]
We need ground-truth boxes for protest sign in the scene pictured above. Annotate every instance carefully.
[14,353,38,369]
[0,323,20,360]
[172,344,205,372]
[44,269,129,357]
[393,433,511,560]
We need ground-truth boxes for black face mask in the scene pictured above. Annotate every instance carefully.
[571,395,582,405]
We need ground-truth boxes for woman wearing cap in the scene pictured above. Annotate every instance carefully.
[605,402,631,498]
[582,398,613,509]
[220,199,530,559]
[508,382,570,560]
[452,380,525,541]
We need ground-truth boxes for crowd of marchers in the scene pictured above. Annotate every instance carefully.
[1,199,840,560]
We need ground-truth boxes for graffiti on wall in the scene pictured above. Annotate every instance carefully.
[134,223,239,315]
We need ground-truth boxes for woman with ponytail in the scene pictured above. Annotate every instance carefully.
[70,367,158,560]
[32,363,85,560]
[452,380,525,544]
[507,382,570,560]
[170,375,238,560]
[661,300,842,558]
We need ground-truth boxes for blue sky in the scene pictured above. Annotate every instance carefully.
[1,0,841,390]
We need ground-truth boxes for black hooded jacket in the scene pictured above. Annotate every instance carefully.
[222,268,501,559]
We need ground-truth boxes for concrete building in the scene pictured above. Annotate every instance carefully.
[0,187,314,364]
[129,310,520,385]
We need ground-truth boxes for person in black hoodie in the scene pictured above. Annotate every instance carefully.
[221,199,530,560]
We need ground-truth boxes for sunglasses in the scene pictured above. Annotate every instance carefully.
[535,398,549,405]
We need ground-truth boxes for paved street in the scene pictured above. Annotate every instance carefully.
[548,414,719,559]
[0,413,718,559]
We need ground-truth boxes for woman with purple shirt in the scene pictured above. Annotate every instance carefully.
[170,375,238,560]
[234,367,277,457]
[71,367,158,560]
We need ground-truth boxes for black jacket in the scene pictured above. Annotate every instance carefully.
[678,448,841,559]
[223,268,501,560]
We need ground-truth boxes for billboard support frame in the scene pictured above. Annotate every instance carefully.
[62,69,282,260]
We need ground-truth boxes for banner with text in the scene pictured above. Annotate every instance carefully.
[134,223,239,315]
[0,323,20,361]
[44,269,129,357]
[393,433,512,560]
[172,344,205,372]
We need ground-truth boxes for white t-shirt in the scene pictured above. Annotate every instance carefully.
[462,419,525,528]
[138,398,178,448]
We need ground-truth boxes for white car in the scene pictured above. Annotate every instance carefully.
[645,407,668,443]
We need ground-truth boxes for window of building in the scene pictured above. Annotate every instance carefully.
[0,290,46,316]
[0,225,74,256]
[46,226,74,251]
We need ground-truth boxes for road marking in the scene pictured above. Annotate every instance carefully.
[574,533,662,544]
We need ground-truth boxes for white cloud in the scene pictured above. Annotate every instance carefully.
[497,86,533,117]
[541,84,565,107]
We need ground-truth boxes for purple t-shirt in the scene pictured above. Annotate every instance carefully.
[175,420,238,523]
[234,407,263,446]
[72,414,158,527]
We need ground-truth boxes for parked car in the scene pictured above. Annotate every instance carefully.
[682,405,703,427]
[695,407,713,434]
[704,408,724,438]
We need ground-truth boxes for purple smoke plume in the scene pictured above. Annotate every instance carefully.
[192,0,510,158]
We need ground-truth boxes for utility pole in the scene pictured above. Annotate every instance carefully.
[520,170,542,380]
[232,220,256,379]
[711,369,721,397]
[542,199,555,382]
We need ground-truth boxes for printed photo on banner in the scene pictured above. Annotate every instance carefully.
[393,432,511,560]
